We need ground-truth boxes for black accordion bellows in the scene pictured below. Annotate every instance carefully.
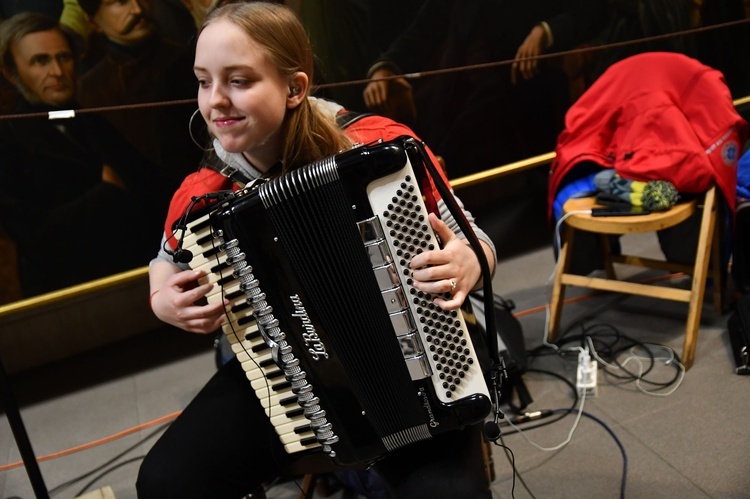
[185,137,492,467]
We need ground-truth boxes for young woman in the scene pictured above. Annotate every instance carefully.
[138,3,497,498]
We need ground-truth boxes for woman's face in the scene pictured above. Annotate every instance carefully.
[194,19,291,171]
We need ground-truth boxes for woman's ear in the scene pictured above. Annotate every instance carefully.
[286,72,309,109]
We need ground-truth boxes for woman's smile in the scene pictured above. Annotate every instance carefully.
[212,115,245,128]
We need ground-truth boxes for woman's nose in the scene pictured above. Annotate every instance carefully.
[209,85,229,108]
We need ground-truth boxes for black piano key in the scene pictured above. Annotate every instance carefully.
[251,343,270,354]
[218,275,235,286]
[239,316,258,327]
[259,358,276,368]
[272,380,292,391]
[300,436,318,447]
[279,395,297,406]
[225,290,244,300]
[287,407,304,418]
[293,424,312,434]
[231,300,252,313]
[191,217,211,233]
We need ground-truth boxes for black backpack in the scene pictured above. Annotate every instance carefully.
[470,292,532,412]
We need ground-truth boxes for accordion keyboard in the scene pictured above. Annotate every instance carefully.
[181,214,321,454]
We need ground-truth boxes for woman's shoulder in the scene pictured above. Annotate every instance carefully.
[342,112,421,145]
[176,167,232,194]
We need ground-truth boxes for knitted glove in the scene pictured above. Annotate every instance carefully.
[594,170,679,211]
[642,180,680,211]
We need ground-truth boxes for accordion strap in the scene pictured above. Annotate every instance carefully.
[200,149,254,186]
[335,110,374,129]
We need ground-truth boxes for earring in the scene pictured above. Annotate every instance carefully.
[188,108,214,152]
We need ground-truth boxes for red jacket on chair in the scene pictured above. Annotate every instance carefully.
[548,52,749,218]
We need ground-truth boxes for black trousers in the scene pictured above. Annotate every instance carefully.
[136,357,492,498]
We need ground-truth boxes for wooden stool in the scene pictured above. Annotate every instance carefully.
[548,186,721,369]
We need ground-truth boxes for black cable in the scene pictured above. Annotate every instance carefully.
[48,421,171,496]
[550,408,628,499]
[531,319,683,391]
[489,359,628,498]
[578,323,683,389]
[490,434,520,499]
[609,343,682,388]
[484,365,581,498]
[498,368,578,436]
[74,455,147,498]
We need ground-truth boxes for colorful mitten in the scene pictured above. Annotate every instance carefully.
[594,170,679,211]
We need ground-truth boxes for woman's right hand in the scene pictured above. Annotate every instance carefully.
[150,268,228,334]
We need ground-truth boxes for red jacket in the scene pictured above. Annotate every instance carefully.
[548,52,748,218]
[164,114,449,249]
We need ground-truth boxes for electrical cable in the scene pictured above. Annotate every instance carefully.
[73,455,146,498]
[489,433,521,499]
[489,367,627,498]
[0,411,181,472]
[547,209,593,284]
[486,366,581,497]
[550,408,628,499]
[0,294,661,495]
[491,367,627,498]
[534,318,684,393]
[588,337,685,396]
[505,384,586,452]
[48,422,171,496]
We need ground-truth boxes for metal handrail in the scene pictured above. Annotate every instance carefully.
[0,266,148,319]
[1,94,748,320]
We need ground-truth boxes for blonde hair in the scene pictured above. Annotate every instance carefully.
[202,2,351,172]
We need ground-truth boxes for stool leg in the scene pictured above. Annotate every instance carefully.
[482,436,495,484]
[299,474,318,499]
[683,187,717,369]
[548,226,575,343]
[600,234,617,279]
[710,219,724,315]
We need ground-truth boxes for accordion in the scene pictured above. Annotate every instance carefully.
[181,136,491,467]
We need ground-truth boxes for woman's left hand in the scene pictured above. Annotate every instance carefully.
[410,212,481,310]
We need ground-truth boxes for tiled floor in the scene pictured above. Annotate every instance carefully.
[1,197,749,498]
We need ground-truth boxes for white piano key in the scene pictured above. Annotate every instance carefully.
[284,440,321,453]
[279,430,315,445]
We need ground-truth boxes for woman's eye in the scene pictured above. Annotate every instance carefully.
[230,78,250,87]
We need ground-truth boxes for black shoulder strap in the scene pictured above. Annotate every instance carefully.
[201,149,254,186]
[336,110,374,130]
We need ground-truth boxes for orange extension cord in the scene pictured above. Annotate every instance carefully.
[0,272,690,472]
[0,410,182,472]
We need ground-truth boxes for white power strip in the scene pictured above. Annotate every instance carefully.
[577,349,598,398]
